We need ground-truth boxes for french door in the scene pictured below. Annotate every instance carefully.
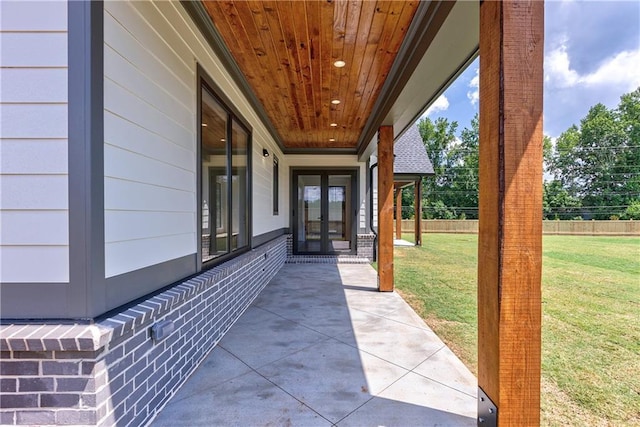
[292,170,357,255]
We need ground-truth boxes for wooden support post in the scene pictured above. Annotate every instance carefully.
[414,179,422,246]
[478,1,544,425]
[395,186,403,240]
[378,126,394,292]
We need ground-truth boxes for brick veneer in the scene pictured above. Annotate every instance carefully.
[285,234,293,256]
[0,236,287,426]
[285,233,375,262]
[356,233,375,260]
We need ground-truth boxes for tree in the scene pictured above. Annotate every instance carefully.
[543,180,582,220]
[543,135,554,174]
[617,88,640,206]
[548,88,640,219]
[621,200,640,220]
[448,114,479,218]
[399,186,415,219]
[418,117,459,219]
[420,87,639,220]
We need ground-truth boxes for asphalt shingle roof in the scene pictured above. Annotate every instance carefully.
[394,124,434,175]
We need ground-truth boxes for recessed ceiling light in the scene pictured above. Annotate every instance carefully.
[330,123,338,127]
[331,99,340,105]
[220,138,225,142]
[201,123,208,127]
[329,138,335,142]
[333,60,346,68]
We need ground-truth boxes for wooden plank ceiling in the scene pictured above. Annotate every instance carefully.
[201,0,420,150]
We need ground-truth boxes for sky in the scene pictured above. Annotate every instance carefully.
[422,0,640,139]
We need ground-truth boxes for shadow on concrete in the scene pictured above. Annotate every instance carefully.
[151,263,477,426]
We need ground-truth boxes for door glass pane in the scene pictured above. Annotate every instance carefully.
[231,120,248,251]
[201,87,228,262]
[328,175,352,252]
[297,175,322,253]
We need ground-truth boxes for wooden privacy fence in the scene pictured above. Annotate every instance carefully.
[398,220,640,236]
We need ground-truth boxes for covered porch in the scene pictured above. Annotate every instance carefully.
[151,263,476,426]
[0,0,543,425]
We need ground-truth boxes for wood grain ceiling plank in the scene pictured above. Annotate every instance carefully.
[348,3,392,133]
[208,0,288,133]
[331,0,348,65]
[331,1,362,146]
[207,1,270,120]
[201,2,246,72]
[306,0,322,146]
[352,1,417,135]
[259,1,302,139]
[276,1,308,142]
[200,0,419,151]
[244,1,296,134]
[330,0,348,147]
[373,1,417,92]
[233,1,291,131]
[336,1,376,145]
[291,1,317,142]
[209,1,260,81]
[319,0,335,145]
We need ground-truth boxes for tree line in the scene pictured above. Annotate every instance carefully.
[404,87,640,220]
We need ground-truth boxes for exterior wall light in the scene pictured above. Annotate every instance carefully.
[263,148,270,157]
[150,320,175,343]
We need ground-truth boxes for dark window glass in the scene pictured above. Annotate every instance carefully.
[231,120,248,250]
[200,81,250,264]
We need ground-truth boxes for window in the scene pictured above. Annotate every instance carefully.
[200,74,251,264]
[273,156,279,215]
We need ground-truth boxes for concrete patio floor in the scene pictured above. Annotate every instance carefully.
[151,263,477,426]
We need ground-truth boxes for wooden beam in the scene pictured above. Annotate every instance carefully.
[415,179,422,246]
[478,1,544,425]
[378,126,394,292]
[395,186,403,240]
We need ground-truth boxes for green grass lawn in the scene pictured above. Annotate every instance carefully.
[394,233,640,427]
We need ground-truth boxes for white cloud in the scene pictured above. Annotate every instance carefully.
[543,40,640,137]
[424,94,449,117]
[582,49,640,89]
[545,44,579,87]
[545,43,640,91]
[467,68,479,106]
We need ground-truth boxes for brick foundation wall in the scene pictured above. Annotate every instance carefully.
[286,233,374,262]
[356,234,375,260]
[0,236,287,426]
[286,234,293,257]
